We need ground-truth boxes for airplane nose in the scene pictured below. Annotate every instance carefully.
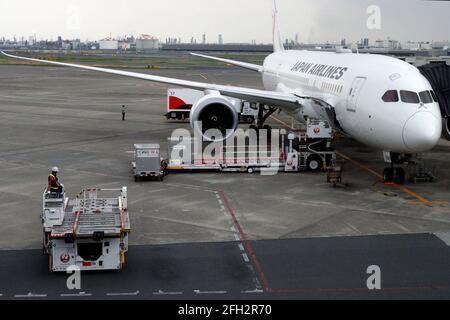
[402,111,442,152]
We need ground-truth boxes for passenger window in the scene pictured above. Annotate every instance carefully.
[419,91,433,104]
[382,90,399,102]
[400,90,420,104]
[430,90,438,103]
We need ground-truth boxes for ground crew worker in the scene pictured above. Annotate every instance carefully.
[48,167,63,194]
[122,105,126,121]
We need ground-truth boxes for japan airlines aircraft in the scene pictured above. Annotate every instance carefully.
[1,0,443,183]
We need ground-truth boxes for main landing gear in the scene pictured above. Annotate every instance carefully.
[249,104,278,131]
[382,152,409,184]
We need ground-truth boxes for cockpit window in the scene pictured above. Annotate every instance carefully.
[430,90,438,103]
[419,91,433,104]
[400,90,420,104]
[382,90,399,102]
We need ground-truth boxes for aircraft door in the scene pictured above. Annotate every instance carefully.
[347,76,366,112]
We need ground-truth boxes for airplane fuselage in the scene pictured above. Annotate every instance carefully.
[262,50,442,153]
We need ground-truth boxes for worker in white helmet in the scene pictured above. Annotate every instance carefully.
[48,167,63,195]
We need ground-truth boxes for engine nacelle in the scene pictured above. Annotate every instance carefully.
[443,117,450,141]
[190,93,239,141]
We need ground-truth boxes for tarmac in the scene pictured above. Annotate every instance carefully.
[0,63,449,299]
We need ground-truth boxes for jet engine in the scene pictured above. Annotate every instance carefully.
[443,117,450,141]
[190,93,239,141]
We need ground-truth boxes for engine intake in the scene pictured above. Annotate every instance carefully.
[190,94,239,141]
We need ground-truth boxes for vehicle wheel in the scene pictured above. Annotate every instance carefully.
[134,176,138,182]
[383,167,394,183]
[394,167,406,184]
[246,116,254,124]
[247,167,254,174]
[159,175,164,182]
[307,155,322,172]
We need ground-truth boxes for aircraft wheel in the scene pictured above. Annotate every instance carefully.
[383,167,394,183]
[443,117,450,141]
[394,167,406,184]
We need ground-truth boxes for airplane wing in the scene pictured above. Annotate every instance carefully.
[190,52,263,72]
[1,51,300,110]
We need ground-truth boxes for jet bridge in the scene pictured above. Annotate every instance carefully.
[418,62,450,140]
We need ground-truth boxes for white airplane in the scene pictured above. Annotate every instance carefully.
[1,0,444,184]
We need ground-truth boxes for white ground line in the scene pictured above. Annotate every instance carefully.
[238,243,245,251]
[234,234,240,241]
[220,205,226,211]
[153,290,183,295]
[230,226,237,232]
[242,253,250,263]
[194,290,227,295]
[106,291,140,296]
[217,199,223,205]
[60,292,92,297]
[242,289,264,294]
[435,232,450,246]
[14,293,47,298]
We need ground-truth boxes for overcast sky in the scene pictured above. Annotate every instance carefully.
[0,0,449,43]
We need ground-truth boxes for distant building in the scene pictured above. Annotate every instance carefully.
[99,38,119,50]
[71,39,81,50]
[403,41,432,51]
[218,34,223,45]
[136,34,159,52]
[374,38,401,50]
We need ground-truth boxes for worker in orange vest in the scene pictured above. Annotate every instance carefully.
[48,167,63,194]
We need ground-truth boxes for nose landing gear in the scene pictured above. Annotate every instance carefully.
[382,152,408,184]
[383,166,406,185]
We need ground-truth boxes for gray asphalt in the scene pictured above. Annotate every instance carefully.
[1,233,450,299]
[0,62,449,299]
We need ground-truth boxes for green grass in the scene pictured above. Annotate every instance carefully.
[0,51,268,69]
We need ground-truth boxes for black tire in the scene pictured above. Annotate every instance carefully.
[134,176,139,182]
[306,155,322,172]
[383,167,394,183]
[443,117,450,141]
[159,175,164,182]
[394,167,406,184]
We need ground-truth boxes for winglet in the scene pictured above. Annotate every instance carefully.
[273,0,285,52]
